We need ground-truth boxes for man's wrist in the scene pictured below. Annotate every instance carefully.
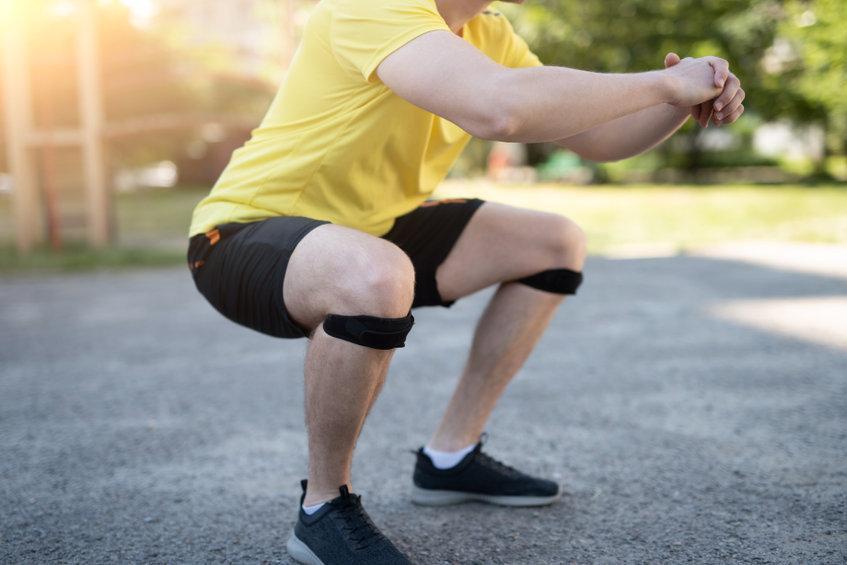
[644,69,676,105]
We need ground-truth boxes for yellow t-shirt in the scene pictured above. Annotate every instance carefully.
[188,0,542,237]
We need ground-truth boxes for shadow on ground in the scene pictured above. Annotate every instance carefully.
[1,253,845,563]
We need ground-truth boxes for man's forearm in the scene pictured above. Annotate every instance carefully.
[555,103,690,162]
[493,67,672,143]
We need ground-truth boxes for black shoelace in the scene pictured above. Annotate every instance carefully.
[472,433,525,479]
[475,450,525,479]
[333,490,386,551]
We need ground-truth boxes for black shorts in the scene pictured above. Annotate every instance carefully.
[187,198,485,339]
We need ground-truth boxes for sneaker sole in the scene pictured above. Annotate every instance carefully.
[286,532,325,565]
[410,485,561,507]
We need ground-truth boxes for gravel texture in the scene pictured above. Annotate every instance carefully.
[1,254,845,564]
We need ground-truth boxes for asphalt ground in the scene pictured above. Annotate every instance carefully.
[1,252,845,564]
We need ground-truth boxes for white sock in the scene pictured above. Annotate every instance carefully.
[423,442,477,470]
[302,501,325,515]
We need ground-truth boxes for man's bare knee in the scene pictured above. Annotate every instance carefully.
[548,216,588,271]
[284,226,415,332]
[344,246,415,318]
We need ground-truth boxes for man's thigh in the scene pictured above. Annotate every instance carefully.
[435,202,586,303]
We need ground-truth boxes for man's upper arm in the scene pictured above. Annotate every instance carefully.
[376,31,510,139]
[331,0,541,139]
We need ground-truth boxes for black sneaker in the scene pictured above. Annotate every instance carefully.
[411,435,561,507]
[286,480,413,565]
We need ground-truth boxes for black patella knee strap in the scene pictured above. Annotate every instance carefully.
[517,268,584,295]
[323,313,415,350]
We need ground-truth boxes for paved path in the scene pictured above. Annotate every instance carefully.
[2,252,845,564]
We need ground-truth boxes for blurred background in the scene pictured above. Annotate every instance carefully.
[0,0,845,269]
[2,3,845,562]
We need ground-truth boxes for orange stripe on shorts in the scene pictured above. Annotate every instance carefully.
[206,228,221,246]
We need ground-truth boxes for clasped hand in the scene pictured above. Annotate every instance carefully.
[663,52,746,127]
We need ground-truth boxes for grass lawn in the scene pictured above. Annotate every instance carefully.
[1,181,845,273]
[438,180,847,254]
[0,187,207,274]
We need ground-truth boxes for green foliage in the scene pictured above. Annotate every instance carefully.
[503,1,787,114]
[498,0,847,157]
[779,0,847,153]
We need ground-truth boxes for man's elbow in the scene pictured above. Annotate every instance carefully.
[471,111,523,142]
[440,104,522,141]
[471,72,527,141]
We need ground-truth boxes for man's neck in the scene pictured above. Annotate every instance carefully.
[435,0,491,35]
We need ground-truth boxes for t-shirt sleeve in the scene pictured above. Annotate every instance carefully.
[493,14,542,68]
[331,0,453,83]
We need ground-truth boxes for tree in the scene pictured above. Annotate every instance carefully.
[507,1,790,113]
[779,0,847,156]
[501,0,845,171]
